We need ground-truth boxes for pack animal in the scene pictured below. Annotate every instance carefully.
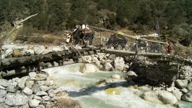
[66,26,95,46]
[106,33,127,49]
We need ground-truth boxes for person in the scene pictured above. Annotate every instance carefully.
[167,43,173,54]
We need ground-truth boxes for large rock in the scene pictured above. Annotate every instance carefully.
[142,91,163,104]
[0,79,9,87]
[175,80,188,89]
[182,91,192,102]
[114,57,125,71]
[172,88,182,100]
[5,93,28,106]
[80,63,99,73]
[158,90,178,104]
[142,90,178,104]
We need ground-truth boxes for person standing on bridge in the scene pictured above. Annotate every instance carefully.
[167,42,173,54]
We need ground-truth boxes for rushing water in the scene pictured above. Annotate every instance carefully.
[43,63,190,108]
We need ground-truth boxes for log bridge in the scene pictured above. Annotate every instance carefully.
[0,45,192,79]
[0,47,101,78]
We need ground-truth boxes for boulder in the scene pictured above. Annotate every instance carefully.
[175,80,188,89]
[5,93,28,106]
[172,89,182,100]
[114,57,125,71]
[158,90,178,104]
[142,91,163,104]
[127,71,138,77]
[142,90,178,104]
[181,91,192,102]
[112,74,121,80]
[80,63,99,73]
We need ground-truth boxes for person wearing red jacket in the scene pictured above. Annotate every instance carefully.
[167,43,173,54]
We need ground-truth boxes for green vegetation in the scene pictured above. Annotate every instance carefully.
[0,0,192,46]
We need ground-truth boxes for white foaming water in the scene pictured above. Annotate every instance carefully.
[43,63,176,108]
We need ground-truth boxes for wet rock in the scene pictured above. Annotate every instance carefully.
[114,57,125,71]
[80,63,99,73]
[54,98,82,108]
[0,79,9,87]
[143,90,178,104]
[29,99,41,107]
[112,74,121,80]
[158,90,178,104]
[175,80,188,89]
[142,91,163,104]
[187,82,192,91]
[105,88,120,95]
[172,88,182,100]
[23,87,33,95]
[181,91,192,102]
[127,71,138,77]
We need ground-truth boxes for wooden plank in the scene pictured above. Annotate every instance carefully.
[104,49,163,57]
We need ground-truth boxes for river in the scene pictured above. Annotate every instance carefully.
[43,63,191,108]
